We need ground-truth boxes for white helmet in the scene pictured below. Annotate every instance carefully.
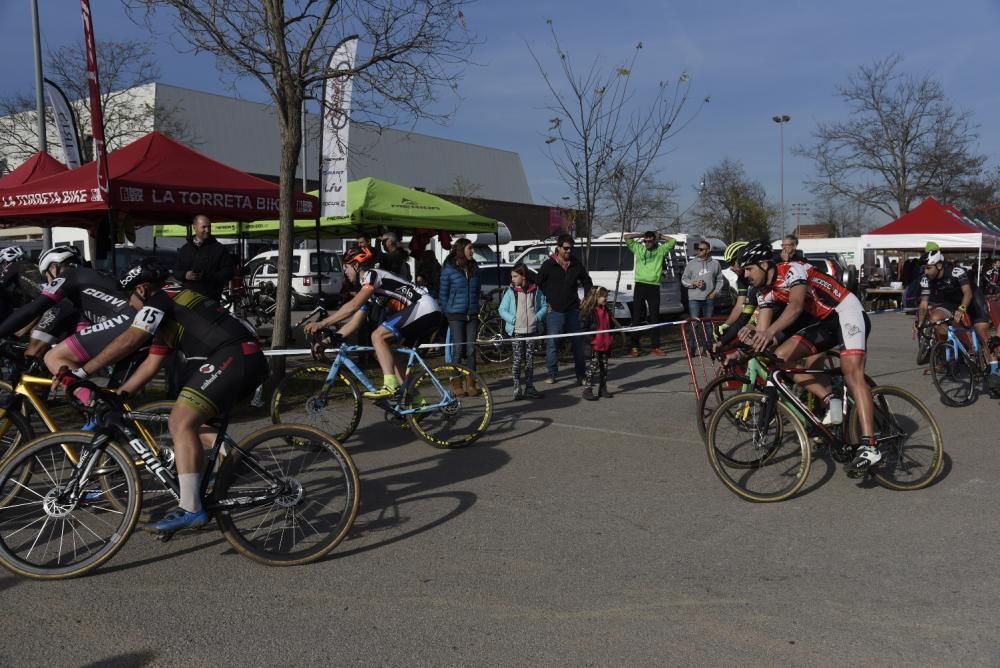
[924,249,945,266]
[0,246,25,263]
[38,245,82,273]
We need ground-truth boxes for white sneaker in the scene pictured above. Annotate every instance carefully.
[846,444,882,478]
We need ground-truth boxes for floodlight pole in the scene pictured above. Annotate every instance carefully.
[31,0,53,250]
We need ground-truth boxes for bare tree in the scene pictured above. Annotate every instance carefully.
[529,23,704,260]
[0,39,196,165]
[694,159,774,243]
[597,174,676,234]
[124,0,475,375]
[944,165,1000,227]
[797,55,985,220]
[811,194,872,237]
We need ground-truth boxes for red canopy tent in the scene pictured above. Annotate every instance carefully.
[0,132,318,228]
[0,152,68,188]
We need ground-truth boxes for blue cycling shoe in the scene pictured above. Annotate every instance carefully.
[81,418,98,432]
[142,508,209,533]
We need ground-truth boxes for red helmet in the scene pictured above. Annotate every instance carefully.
[343,246,374,267]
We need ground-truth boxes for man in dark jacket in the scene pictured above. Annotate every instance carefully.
[538,234,593,385]
[174,215,235,300]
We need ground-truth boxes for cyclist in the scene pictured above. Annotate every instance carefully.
[303,246,444,399]
[714,241,751,346]
[71,258,268,532]
[738,240,880,477]
[0,246,42,317]
[0,246,136,376]
[984,257,1000,295]
[916,249,995,364]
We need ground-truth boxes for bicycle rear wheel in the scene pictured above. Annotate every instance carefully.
[214,424,359,566]
[270,366,363,443]
[404,364,492,448]
[0,433,140,579]
[929,341,976,406]
[705,392,811,502]
[696,374,751,441]
[848,386,944,491]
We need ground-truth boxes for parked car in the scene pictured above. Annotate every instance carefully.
[246,249,344,308]
[803,252,860,295]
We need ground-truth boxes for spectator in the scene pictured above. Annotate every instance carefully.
[579,286,615,401]
[623,230,676,357]
[174,214,235,301]
[985,257,1000,294]
[780,234,805,262]
[378,229,411,280]
[415,250,442,297]
[869,262,883,287]
[439,238,481,397]
[538,234,593,385]
[682,239,724,354]
[498,263,548,400]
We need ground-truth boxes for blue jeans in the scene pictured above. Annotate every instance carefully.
[446,317,478,372]
[546,308,586,380]
[688,299,715,349]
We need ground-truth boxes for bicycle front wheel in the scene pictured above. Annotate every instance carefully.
[848,386,944,491]
[214,424,359,566]
[696,374,751,441]
[270,366,363,443]
[405,364,493,448]
[929,341,977,407]
[705,392,811,502]
[0,410,36,508]
[0,433,141,579]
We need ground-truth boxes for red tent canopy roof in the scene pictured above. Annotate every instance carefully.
[0,132,317,227]
[869,197,985,235]
[0,152,68,188]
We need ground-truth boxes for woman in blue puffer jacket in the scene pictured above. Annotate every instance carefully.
[438,238,481,396]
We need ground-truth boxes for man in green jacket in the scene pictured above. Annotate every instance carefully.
[624,230,677,356]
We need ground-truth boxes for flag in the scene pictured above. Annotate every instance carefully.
[80,0,109,200]
[320,37,359,219]
[43,78,82,169]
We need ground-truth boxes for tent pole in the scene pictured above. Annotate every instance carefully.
[977,239,983,285]
[315,215,323,305]
[495,231,501,290]
[109,212,117,274]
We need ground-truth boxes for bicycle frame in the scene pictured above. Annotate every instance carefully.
[319,342,455,416]
[938,324,983,373]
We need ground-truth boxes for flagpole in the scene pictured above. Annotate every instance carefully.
[31,0,53,250]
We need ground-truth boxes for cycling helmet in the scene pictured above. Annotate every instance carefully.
[120,257,169,292]
[0,246,25,263]
[723,241,749,264]
[923,249,945,266]
[343,246,374,267]
[38,245,82,273]
[736,240,773,267]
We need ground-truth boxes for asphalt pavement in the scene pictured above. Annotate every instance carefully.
[1,312,999,666]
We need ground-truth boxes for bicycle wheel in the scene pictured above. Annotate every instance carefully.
[214,424,359,566]
[705,392,811,502]
[929,341,977,406]
[696,374,751,441]
[270,366,363,443]
[404,364,493,448]
[0,433,140,579]
[916,332,932,366]
[0,410,37,508]
[847,386,944,491]
[477,303,511,364]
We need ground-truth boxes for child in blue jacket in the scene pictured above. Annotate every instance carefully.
[499,263,548,400]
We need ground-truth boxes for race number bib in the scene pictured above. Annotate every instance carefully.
[132,306,165,334]
[41,277,66,300]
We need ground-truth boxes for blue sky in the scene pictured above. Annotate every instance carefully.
[3,0,1000,228]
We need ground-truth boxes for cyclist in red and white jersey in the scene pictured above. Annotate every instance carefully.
[739,241,880,478]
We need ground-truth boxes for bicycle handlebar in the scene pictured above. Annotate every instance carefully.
[295,306,328,327]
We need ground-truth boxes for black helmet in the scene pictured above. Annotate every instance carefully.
[737,240,773,267]
[120,257,169,292]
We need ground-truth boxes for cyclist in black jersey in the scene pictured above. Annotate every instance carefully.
[916,249,994,362]
[0,246,49,361]
[304,246,444,399]
[74,258,268,533]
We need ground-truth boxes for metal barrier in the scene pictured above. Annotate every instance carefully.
[680,316,727,401]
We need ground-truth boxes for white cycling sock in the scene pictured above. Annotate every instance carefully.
[178,473,203,513]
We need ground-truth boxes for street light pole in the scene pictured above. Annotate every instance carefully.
[772,114,791,238]
[31,0,52,250]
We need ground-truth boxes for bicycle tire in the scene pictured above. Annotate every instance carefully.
[404,364,493,448]
[476,312,512,364]
[916,333,931,366]
[0,433,141,580]
[214,424,359,566]
[270,366,363,443]
[705,391,811,503]
[696,373,751,441]
[0,410,36,508]
[847,385,944,491]
[929,341,977,407]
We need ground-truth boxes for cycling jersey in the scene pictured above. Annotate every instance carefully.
[757,261,851,320]
[130,283,255,358]
[920,263,989,324]
[358,269,427,313]
[41,267,132,323]
[0,260,42,309]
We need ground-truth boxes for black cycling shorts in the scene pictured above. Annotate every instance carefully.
[935,294,991,326]
[177,342,269,419]
[64,314,133,363]
[792,311,872,357]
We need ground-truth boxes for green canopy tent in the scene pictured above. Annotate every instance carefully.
[153,177,497,239]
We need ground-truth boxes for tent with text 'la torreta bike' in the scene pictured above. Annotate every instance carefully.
[152,177,497,238]
[0,152,68,188]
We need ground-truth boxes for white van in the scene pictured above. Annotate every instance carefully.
[247,249,344,308]
[511,237,686,322]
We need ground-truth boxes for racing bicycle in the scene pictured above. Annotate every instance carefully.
[926,317,993,406]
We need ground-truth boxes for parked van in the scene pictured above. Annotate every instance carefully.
[510,238,686,322]
[247,248,344,308]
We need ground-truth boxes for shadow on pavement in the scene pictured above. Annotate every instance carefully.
[81,652,158,667]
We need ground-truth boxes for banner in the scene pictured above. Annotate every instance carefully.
[43,78,82,169]
[320,37,359,219]
[80,0,109,200]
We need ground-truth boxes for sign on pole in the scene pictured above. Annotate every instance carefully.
[43,78,82,169]
[320,37,359,219]
[80,0,110,200]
